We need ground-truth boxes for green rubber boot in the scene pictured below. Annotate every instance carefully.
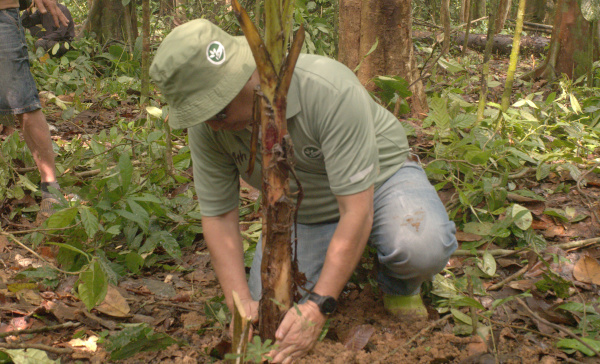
[383,294,428,319]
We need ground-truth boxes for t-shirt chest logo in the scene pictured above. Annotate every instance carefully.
[302,145,322,159]
[207,41,226,65]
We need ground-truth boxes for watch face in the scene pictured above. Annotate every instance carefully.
[322,296,337,314]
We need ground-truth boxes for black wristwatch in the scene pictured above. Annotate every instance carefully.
[307,292,337,315]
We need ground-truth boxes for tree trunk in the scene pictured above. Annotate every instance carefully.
[338,0,428,119]
[233,0,302,342]
[494,0,511,34]
[86,0,138,45]
[452,32,549,55]
[460,0,467,23]
[461,0,472,55]
[524,0,548,23]
[527,0,599,81]
[471,0,486,19]
[554,0,597,79]
[477,0,499,121]
[141,0,150,101]
[441,0,450,55]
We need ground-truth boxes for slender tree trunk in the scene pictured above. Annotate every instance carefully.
[141,0,150,101]
[472,0,486,19]
[233,0,303,341]
[460,0,467,22]
[441,0,450,55]
[501,0,527,113]
[461,0,472,55]
[477,0,499,121]
[494,0,511,34]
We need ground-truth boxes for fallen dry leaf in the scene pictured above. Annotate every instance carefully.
[343,324,375,351]
[466,335,487,357]
[95,285,130,318]
[573,255,600,285]
[0,235,8,253]
[16,289,42,306]
[68,336,98,352]
[507,280,535,291]
[46,300,81,323]
[14,254,41,268]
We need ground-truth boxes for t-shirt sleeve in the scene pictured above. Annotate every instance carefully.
[188,125,240,217]
[315,85,379,196]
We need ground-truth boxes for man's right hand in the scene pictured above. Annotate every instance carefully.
[33,0,68,27]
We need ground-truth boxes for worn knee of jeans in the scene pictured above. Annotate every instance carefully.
[377,219,457,295]
[369,162,458,296]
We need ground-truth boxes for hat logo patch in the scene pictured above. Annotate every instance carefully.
[207,41,226,65]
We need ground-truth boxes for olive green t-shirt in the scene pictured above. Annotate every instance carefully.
[189,54,409,224]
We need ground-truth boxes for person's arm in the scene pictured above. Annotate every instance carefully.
[202,208,258,321]
[270,186,374,363]
[33,0,68,27]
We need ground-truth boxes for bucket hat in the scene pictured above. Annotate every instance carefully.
[150,19,256,129]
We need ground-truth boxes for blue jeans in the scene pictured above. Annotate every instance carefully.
[248,161,458,300]
[0,8,42,120]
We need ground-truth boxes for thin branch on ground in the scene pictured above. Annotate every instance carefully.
[2,233,81,275]
[0,321,81,339]
[478,313,557,339]
[487,264,530,291]
[0,342,73,354]
[516,297,600,357]
[0,224,80,235]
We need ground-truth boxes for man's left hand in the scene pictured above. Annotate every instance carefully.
[269,301,326,363]
[33,0,68,27]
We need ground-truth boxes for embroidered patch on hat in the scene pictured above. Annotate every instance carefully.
[206,41,226,65]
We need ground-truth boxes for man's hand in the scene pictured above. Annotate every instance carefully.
[33,0,68,27]
[269,301,326,363]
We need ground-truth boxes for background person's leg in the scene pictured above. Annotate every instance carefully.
[248,222,337,302]
[370,161,457,296]
[17,109,57,184]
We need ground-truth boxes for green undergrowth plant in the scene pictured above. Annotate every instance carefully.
[28,34,143,109]
[9,109,176,308]
[224,336,277,363]
[103,323,181,361]
[8,103,262,312]
[422,59,600,357]
[423,79,599,250]
[294,0,337,57]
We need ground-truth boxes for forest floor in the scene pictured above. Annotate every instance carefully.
[0,48,599,364]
